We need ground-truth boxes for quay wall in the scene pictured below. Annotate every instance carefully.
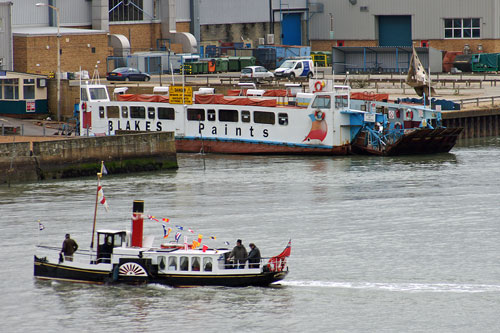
[442,109,500,139]
[0,132,177,184]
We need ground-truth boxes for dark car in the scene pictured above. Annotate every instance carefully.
[106,67,151,81]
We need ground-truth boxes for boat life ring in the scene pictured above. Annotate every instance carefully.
[81,102,87,112]
[314,109,325,121]
[406,110,413,120]
[394,122,402,129]
[314,81,324,92]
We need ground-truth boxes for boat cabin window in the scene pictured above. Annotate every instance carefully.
[121,106,129,118]
[203,257,213,272]
[192,257,201,271]
[168,257,177,271]
[254,111,275,125]
[187,108,205,121]
[158,107,175,120]
[147,107,155,119]
[335,96,348,109]
[130,106,146,119]
[158,256,166,270]
[180,256,189,271]
[89,87,108,100]
[107,106,120,118]
[311,95,331,109]
[219,109,238,122]
[207,109,216,121]
[99,106,105,118]
[241,110,251,123]
[278,113,288,126]
[81,88,88,101]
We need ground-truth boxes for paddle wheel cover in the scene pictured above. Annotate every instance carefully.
[119,262,148,276]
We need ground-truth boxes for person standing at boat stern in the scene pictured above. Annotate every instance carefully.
[60,234,78,262]
[247,243,261,269]
[228,239,248,269]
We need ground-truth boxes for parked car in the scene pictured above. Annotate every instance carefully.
[274,59,314,79]
[106,67,151,81]
[240,66,274,80]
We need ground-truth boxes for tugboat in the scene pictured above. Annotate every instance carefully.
[34,167,290,287]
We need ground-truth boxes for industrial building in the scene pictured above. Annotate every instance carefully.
[0,0,500,75]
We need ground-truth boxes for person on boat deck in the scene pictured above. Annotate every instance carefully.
[247,243,261,269]
[99,236,113,263]
[228,239,248,269]
[60,234,78,262]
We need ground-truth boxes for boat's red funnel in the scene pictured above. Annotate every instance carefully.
[131,200,144,247]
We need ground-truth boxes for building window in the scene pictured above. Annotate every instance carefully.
[445,18,480,39]
[109,0,144,22]
[3,79,19,100]
[23,79,35,99]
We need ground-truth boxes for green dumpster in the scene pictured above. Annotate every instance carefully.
[216,58,229,73]
[239,56,256,69]
[228,57,240,72]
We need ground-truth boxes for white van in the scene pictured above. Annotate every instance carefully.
[274,59,314,79]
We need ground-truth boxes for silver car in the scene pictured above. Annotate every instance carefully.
[240,66,274,80]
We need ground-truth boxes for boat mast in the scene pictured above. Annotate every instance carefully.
[90,161,105,250]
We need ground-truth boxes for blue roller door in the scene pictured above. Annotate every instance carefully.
[379,16,412,46]
[282,13,302,46]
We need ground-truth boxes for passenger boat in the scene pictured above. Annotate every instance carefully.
[78,80,462,156]
[34,171,290,287]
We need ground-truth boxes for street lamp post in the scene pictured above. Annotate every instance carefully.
[36,3,61,122]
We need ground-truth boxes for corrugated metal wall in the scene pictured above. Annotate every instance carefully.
[311,0,500,40]
[0,2,13,70]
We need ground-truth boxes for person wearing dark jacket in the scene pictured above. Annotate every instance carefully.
[228,239,248,269]
[60,234,78,262]
[247,243,261,268]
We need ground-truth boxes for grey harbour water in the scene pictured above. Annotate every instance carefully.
[2,137,500,332]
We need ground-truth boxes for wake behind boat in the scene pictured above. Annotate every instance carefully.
[34,168,290,287]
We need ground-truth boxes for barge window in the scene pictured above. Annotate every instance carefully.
[168,257,177,271]
[107,106,119,118]
[89,87,108,100]
[80,88,88,101]
[254,111,275,125]
[130,106,145,119]
[207,109,216,121]
[311,95,331,109]
[241,110,251,123]
[219,109,238,122]
[278,113,288,126]
[99,106,105,118]
[191,257,201,271]
[158,107,175,120]
[335,96,348,108]
[187,108,205,121]
[203,257,213,272]
[147,107,155,119]
[121,106,129,118]
[180,256,188,271]
[23,79,35,99]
